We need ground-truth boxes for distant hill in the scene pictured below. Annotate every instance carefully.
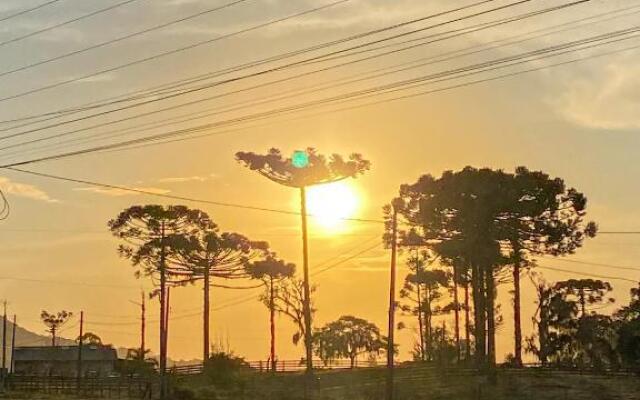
[0,320,189,365]
[0,320,75,348]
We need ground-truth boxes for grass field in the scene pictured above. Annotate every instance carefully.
[176,365,640,400]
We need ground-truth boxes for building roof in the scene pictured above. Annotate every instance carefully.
[14,346,118,362]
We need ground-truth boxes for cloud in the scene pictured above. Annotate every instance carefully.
[0,177,57,203]
[74,186,170,197]
[157,173,218,183]
[554,57,640,130]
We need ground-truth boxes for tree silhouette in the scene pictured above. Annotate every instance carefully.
[555,279,614,318]
[501,167,597,366]
[269,277,316,351]
[528,277,617,368]
[168,221,269,361]
[247,255,296,372]
[77,332,103,346]
[397,166,596,369]
[615,285,640,368]
[41,310,73,346]
[313,316,386,368]
[236,147,369,372]
[108,204,209,397]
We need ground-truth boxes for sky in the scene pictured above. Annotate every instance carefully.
[0,0,639,363]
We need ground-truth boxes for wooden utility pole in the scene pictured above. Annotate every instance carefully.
[1,301,6,390]
[385,202,399,400]
[9,316,15,375]
[77,311,84,394]
[2,301,7,381]
[299,187,313,374]
[165,287,170,368]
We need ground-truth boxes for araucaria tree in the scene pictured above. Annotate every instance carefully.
[236,147,369,372]
[247,255,296,372]
[108,205,209,398]
[528,278,617,369]
[313,316,387,368]
[41,310,73,346]
[169,221,269,361]
[500,167,597,366]
[397,166,596,369]
[399,252,450,362]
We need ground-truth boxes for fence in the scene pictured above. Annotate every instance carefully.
[171,359,388,375]
[7,376,155,399]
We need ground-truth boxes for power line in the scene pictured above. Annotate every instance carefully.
[0,276,139,290]
[0,0,592,153]
[539,257,640,272]
[30,7,640,159]
[537,265,638,284]
[599,231,640,235]
[0,0,62,24]
[0,0,524,139]
[2,166,386,224]
[0,0,252,79]
[0,0,144,50]
[0,0,499,125]
[3,25,635,165]
[0,0,351,104]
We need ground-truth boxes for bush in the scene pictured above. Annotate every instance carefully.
[203,352,250,387]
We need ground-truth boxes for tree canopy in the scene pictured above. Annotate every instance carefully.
[235,147,370,188]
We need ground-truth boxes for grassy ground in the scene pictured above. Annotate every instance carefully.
[176,365,640,400]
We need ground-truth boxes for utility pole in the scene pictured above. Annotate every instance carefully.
[76,311,84,394]
[1,301,6,390]
[299,186,313,374]
[386,201,399,400]
[141,292,146,360]
[165,287,170,366]
[9,316,15,375]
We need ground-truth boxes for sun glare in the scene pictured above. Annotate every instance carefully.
[306,181,360,231]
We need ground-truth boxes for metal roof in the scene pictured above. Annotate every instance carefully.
[14,346,118,362]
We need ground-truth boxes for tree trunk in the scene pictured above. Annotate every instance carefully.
[579,288,586,317]
[485,265,496,369]
[159,223,167,400]
[270,276,277,372]
[537,286,550,366]
[425,285,432,361]
[51,328,56,347]
[464,280,471,361]
[452,265,461,362]
[472,263,486,367]
[416,279,425,361]
[203,266,210,362]
[513,255,523,367]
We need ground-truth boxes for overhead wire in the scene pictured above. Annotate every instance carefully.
[0,0,144,50]
[0,0,596,155]
[0,0,534,139]
[0,0,501,126]
[0,0,352,104]
[2,24,637,166]
[0,0,62,24]
[0,0,252,80]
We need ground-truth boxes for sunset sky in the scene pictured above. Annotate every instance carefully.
[0,0,640,363]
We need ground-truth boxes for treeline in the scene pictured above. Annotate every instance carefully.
[388,166,599,369]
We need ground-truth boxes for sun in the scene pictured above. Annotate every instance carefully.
[306,181,360,231]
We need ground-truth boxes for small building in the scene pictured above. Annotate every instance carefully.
[13,345,118,377]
